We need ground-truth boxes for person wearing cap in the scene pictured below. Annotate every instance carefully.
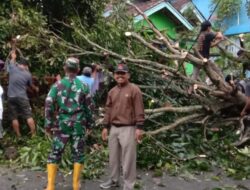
[100,63,145,190]
[44,57,94,190]
[77,66,94,96]
[6,51,38,137]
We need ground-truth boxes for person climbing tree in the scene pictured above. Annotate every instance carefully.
[188,20,224,94]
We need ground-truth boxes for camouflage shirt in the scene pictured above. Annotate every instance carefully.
[45,76,94,135]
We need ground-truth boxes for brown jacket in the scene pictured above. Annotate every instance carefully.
[103,82,144,128]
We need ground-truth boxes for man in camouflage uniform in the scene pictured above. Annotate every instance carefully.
[44,57,94,190]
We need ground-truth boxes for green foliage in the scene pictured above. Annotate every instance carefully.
[14,136,50,169]
[0,0,110,76]
[137,125,250,179]
[23,138,105,178]
[26,0,108,28]
[0,134,107,179]
[211,0,241,21]
[246,1,250,17]
[0,0,250,182]
[72,2,148,57]
[0,0,60,74]
[0,114,107,179]
[83,147,108,179]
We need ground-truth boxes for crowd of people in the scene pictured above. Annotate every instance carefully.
[43,58,144,190]
[0,48,145,190]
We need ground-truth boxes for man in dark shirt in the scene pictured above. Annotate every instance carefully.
[189,20,223,93]
[100,63,145,190]
[193,21,223,79]
[7,51,38,137]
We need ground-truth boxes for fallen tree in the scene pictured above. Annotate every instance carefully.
[45,2,250,139]
[1,0,250,179]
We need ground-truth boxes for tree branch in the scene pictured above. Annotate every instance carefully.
[126,1,181,54]
[145,113,203,135]
[145,105,203,114]
[126,1,204,66]
[126,32,189,60]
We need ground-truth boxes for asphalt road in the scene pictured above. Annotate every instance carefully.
[0,166,250,190]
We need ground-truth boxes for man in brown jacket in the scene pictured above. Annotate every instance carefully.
[100,63,145,190]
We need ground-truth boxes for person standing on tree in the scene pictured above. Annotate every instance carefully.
[44,57,94,190]
[6,51,38,137]
[195,20,224,77]
[100,63,145,190]
[188,20,224,93]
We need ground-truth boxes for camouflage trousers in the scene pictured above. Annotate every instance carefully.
[47,130,85,164]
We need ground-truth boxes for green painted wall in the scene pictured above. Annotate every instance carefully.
[135,11,177,39]
[135,10,193,74]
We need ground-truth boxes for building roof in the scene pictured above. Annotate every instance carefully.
[134,1,193,30]
[131,0,192,14]
[104,0,194,30]
[169,0,191,11]
[104,0,166,17]
[169,0,205,23]
[130,0,165,15]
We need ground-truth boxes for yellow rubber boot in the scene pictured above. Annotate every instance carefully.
[44,163,57,190]
[73,163,83,190]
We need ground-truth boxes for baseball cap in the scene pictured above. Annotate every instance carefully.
[82,66,92,74]
[114,64,129,73]
[65,57,79,69]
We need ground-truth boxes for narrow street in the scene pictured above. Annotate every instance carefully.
[0,166,250,190]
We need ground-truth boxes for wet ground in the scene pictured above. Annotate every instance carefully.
[0,166,250,190]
